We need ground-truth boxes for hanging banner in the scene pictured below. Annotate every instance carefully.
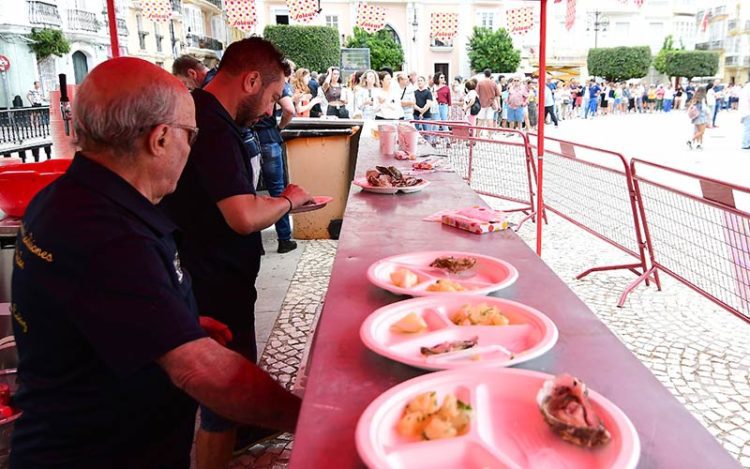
[141,0,171,23]
[430,13,459,41]
[286,0,319,24]
[356,2,386,34]
[565,0,576,30]
[225,0,257,32]
[634,0,644,6]
[506,7,535,35]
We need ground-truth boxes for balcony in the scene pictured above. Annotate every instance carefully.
[186,34,223,51]
[205,0,221,8]
[726,56,750,68]
[171,0,181,11]
[695,40,723,51]
[67,9,100,32]
[27,1,62,27]
[103,16,128,36]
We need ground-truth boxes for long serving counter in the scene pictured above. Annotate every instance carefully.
[288,131,739,468]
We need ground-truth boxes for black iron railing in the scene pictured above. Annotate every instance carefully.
[187,34,223,51]
[27,0,62,27]
[0,107,51,146]
[67,9,100,32]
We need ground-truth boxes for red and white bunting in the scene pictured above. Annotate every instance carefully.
[286,0,319,24]
[224,0,257,32]
[633,0,644,7]
[141,0,171,23]
[506,7,535,35]
[565,0,576,30]
[356,2,386,34]
[430,13,458,41]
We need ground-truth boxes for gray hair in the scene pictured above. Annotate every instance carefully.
[74,79,182,157]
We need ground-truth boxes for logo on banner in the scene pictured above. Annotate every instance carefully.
[286,0,319,23]
[141,0,172,23]
[356,2,386,34]
[224,0,257,32]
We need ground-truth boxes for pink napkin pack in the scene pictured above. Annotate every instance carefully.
[441,207,509,234]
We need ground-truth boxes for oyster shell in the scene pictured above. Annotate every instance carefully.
[536,374,611,448]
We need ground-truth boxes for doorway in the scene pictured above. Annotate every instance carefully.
[72,51,89,84]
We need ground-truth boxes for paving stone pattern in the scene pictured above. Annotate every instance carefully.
[230,209,750,468]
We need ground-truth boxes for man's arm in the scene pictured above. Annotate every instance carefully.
[158,337,301,432]
[278,95,295,129]
[217,183,310,235]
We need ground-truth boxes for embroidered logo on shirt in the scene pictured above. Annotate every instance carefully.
[173,252,184,284]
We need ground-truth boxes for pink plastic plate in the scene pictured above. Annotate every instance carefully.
[367,251,519,297]
[290,196,334,214]
[356,368,640,469]
[353,177,430,194]
[360,295,558,370]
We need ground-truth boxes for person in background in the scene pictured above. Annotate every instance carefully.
[172,55,216,90]
[674,83,684,110]
[323,67,348,118]
[476,69,499,129]
[687,86,708,151]
[306,71,323,117]
[463,78,479,127]
[739,81,750,150]
[543,81,558,127]
[586,79,600,119]
[655,84,665,112]
[559,83,571,120]
[291,68,321,118]
[375,71,404,120]
[396,72,416,120]
[527,80,538,132]
[413,76,434,133]
[706,81,717,128]
[26,81,45,107]
[451,76,465,120]
[11,56,301,469]
[685,81,695,104]
[433,73,451,130]
[163,39,312,468]
[729,83,740,110]
[408,71,418,87]
[662,84,674,113]
[356,70,380,119]
[646,84,656,112]
[710,79,724,128]
[506,77,528,130]
[635,82,645,113]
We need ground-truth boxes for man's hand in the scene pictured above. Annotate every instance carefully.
[199,316,233,346]
[281,184,312,209]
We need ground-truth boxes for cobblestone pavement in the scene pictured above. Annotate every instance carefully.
[229,210,750,468]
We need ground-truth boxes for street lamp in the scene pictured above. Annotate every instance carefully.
[411,9,418,42]
[586,10,609,48]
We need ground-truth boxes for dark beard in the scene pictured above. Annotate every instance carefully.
[235,94,264,127]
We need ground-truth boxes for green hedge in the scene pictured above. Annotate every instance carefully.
[587,46,651,81]
[263,25,339,73]
[665,50,719,79]
[344,27,404,71]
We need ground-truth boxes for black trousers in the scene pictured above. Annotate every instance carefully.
[544,106,558,126]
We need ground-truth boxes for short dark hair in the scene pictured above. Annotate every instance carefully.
[217,37,290,83]
[172,55,204,77]
[379,67,394,78]
[465,78,477,91]
[483,69,492,77]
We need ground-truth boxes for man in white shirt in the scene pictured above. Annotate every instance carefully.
[396,73,416,120]
[740,82,750,150]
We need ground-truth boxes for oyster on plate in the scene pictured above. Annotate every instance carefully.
[536,374,611,448]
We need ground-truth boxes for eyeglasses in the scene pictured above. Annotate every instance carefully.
[168,123,200,146]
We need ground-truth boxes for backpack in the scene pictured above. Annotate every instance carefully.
[470,98,481,116]
[687,103,700,120]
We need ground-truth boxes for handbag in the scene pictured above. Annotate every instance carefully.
[470,98,481,116]
[687,104,699,120]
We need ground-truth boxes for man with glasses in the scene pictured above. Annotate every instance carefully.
[10,57,301,468]
[162,37,312,468]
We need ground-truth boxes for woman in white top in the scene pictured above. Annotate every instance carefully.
[356,70,381,120]
[375,71,405,120]
[463,78,479,127]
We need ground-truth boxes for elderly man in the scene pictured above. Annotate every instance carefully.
[172,54,216,90]
[162,38,311,468]
[10,57,300,468]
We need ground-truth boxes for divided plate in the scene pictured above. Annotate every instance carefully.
[360,295,558,370]
[353,177,430,194]
[356,368,640,469]
[367,251,518,297]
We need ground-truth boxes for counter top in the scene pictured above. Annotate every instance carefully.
[288,132,739,468]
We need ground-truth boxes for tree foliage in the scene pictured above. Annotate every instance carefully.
[344,27,404,71]
[664,50,719,80]
[28,28,70,60]
[263,25,339,73]
[466,27,520,73]
[652,35,676,75]
[587,46,652,81]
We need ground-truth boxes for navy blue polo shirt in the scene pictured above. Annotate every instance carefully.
[162,88,262,285]
[10,154,206,468]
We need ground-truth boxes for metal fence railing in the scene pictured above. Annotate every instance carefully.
[631,159,750,323]
[529,134,657,305]
[0,107,51,146]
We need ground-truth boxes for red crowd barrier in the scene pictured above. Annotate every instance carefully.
[529,134,656,305]
[631,159,750,323]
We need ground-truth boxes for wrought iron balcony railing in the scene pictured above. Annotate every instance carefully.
[187,34,223,51]
[27,1,62,27]
[67,9,100,32]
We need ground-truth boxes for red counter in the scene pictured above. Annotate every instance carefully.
[289,134,739,468]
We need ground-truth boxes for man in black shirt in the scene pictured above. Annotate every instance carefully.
[10,57,301,468]
[162,38,311,467]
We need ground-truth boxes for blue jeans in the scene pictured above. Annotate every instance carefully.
[260,143,291,241]
[586,98,598,118]
[438,103,449,130]
[663,99,673,113]
[742,116,750,148]
[712,102,720,126]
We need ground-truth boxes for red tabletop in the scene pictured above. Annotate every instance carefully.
[289,134,738,468]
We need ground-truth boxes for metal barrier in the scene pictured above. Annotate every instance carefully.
[529,134,656,305]
[631,159,750,323]
[413,121,538,229]
[0,107,51,146]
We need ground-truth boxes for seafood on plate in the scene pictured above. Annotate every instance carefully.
[391,312,428,334]
[430,256,477,274]
[365,166,424,188]
[390,268,419,288]
[397,391,472,441]
[412,161,434,170]
[537,374,612,448]
[395,150,416,160]
[420,336,478,356]
[426,279,466,292]
[451,303,510,326]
